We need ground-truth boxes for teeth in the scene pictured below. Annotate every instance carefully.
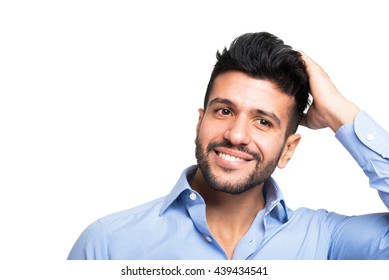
[218,152,244,162]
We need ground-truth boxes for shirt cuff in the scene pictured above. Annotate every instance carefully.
[354,111,389,159]
[335,111,389,166]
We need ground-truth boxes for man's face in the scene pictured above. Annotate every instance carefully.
[195,71,300,194]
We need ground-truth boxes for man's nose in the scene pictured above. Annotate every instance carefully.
[223,116,251,146]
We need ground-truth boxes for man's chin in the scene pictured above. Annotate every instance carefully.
[208,183,255,195]
[206,176,259,195]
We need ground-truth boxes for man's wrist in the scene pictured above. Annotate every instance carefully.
[329,99,360,132]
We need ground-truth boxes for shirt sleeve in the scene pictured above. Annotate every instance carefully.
[67,219,108,260]
[335,111,389,209]
[330,111,389,259]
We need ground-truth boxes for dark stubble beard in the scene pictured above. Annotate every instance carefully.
[195,137,280,195]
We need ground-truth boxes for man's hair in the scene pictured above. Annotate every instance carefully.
[203,32,310,135]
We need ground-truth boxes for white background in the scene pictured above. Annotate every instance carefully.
[1,0,388,277]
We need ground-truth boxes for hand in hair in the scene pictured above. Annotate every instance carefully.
[299,51,360,132]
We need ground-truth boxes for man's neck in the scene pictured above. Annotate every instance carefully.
[191,169,265,259]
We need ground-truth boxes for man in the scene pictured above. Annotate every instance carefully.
[68,32,389,260]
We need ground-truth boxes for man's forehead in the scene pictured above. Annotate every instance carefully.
[209,72,294,108]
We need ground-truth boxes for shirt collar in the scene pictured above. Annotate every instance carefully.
[159,165,289,223]
[159,165,197,215]
[263,177,289,223]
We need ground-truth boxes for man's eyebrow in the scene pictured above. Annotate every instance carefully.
[208,97,234,107]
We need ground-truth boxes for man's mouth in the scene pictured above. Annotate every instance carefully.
[217,152,245,162]
[214,146,255,163]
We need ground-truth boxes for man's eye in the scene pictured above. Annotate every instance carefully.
[217,108,231,115]
[258,119,271,127]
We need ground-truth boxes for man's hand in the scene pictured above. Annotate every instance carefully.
[300,52,360,132]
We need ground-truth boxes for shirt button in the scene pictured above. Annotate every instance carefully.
[189,193,197,201]
[366,133,375,141]
[205,236,213,242]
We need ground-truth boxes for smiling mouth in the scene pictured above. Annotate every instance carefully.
[216,152,246,162]
[209,142,259,163]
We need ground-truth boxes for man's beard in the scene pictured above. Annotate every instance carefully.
[195,137,280,195]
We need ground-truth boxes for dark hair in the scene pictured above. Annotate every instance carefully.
[204,32,310,135]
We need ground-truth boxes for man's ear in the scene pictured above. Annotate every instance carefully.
[277,134,301,169]
[196,108,204,133]
[195,108,205,142]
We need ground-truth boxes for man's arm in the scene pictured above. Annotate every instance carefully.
[300,51,389,207]
[300,52,389,259]
[329,118,389,259]
[335,111,389,208]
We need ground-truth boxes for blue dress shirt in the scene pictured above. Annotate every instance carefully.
[68,111,389,260]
